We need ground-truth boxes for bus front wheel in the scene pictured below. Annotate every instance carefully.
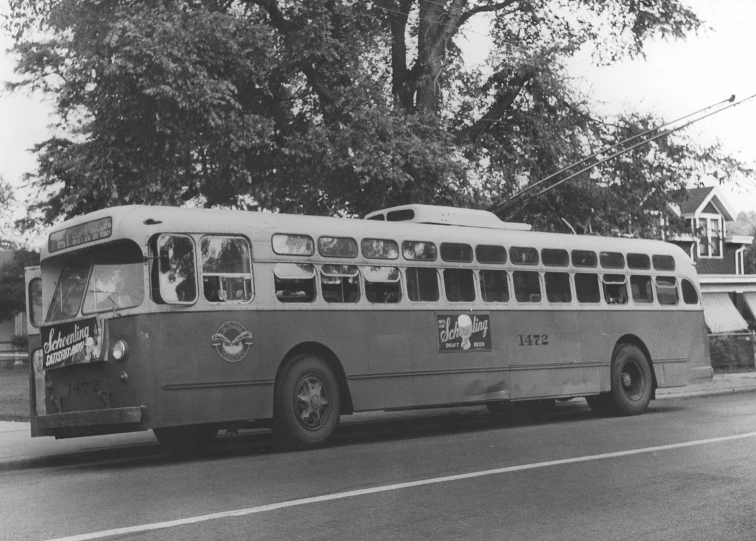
[608,343,653,416]
[274,354,341,449]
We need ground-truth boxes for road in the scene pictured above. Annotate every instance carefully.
[2,392,756,541]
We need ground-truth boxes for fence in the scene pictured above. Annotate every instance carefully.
[0,352,30,422]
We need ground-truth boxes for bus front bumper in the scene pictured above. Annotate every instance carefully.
[36,406,144,430]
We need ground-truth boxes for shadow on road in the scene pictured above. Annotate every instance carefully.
[9,398,687,472]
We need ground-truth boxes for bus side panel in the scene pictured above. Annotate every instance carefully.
[147,311,271,427]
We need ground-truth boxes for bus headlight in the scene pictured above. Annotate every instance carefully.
[111,340,129,361]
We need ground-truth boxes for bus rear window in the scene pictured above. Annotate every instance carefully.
[82,241,145,314]
[682,279,699,304]
[274,263,316,303]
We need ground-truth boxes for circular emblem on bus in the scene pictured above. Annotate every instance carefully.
[211,321,254,363]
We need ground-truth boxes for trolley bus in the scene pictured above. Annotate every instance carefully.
[26,204,709,451]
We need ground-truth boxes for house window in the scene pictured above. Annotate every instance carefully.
[697,216,723,258]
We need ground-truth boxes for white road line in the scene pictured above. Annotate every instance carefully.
[47,431,756,541]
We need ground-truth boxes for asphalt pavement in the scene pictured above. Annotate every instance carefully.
[1,372,755,471]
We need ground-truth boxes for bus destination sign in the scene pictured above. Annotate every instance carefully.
[437,313,491,352]
[42,318,102,370]
[48,217,112,253]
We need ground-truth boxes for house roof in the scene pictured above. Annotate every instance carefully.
[678,187,715,214]
[678,186,736,221]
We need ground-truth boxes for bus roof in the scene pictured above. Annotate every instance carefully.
[41,205,694,271]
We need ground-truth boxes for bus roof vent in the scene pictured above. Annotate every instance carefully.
[364,204,532,231]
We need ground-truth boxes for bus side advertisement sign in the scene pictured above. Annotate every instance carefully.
[42,318,102,370]
[437,313,491,352]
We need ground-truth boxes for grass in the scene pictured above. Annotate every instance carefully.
[0,364,30,422]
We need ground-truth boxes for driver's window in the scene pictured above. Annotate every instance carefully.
[156,235,197,304]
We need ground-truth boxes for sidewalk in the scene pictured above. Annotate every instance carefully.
[656,372,756,399]
[2,372,756,471]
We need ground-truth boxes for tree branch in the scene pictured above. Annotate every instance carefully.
[243,0,339,107]
[455,64,536,144]
[458,0,519,27]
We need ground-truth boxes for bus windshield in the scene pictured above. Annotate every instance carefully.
[47,241,145,322]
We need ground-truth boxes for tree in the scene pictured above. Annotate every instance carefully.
[0,177,17,249]
[6,0,754,235]
[0,248,40,322]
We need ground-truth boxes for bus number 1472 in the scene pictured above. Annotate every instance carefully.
[518,334,549,346]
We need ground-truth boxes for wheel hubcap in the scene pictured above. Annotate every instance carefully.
[620,360,644,401]
[295,376,330,430]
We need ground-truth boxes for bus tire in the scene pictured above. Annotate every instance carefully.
[274,354,340,449]
[608,343,653,416]
[153,425,218,455]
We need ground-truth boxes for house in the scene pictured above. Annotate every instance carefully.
[667,186,756,375]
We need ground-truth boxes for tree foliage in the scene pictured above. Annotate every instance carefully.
[6,0,755,235]
[0,248,40,321]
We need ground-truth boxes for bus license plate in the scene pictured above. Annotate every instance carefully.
[67,380,100,396]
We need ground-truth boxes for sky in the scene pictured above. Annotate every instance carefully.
[1,0,756,225]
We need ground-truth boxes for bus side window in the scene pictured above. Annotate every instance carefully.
[274,263,316,303]
[406,267,439,302]
[363,266,402,303]
[575,273,600,303]
[201,236,254,303]
[155,234,197,304]
[602,274,628,305]
[320,265,360,303]
[656,277,679,305]
[630,275,653,304]
[443,268,475,302]
[545,272,572,303]
[513,271,541,302]
[480,270,509,302]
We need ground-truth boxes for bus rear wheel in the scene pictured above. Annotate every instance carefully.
[608,343,653,416]
[274,354,340,449]
[153,425,218,455]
